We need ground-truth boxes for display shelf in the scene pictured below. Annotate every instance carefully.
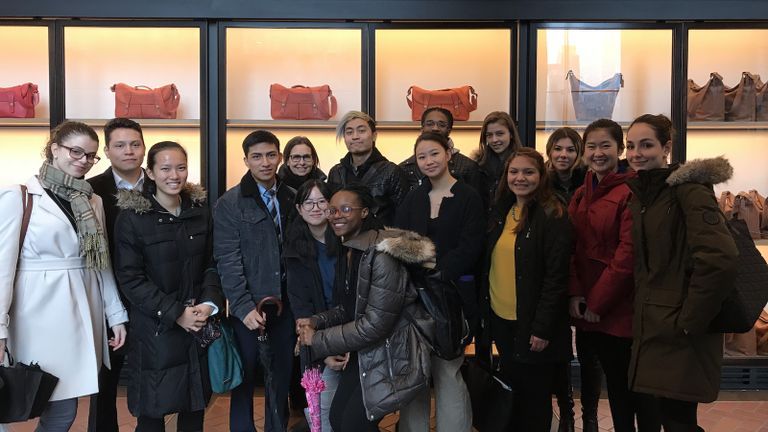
[535,120,632,130]
[687,121,768,130]
[68,118,200,128]
[0,118,50,127]
[226,120,485,131]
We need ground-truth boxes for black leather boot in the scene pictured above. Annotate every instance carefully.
[557,365,576,432]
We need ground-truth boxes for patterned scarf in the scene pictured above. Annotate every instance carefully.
[38,162,109,270]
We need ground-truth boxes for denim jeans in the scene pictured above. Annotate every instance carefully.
[304,365,342,432]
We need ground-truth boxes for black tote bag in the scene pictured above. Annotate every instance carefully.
[0,348,59,423]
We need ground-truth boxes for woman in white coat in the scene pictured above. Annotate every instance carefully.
[0,121,128,431]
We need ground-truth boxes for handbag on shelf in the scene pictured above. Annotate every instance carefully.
[0,83,40,118]
[111,83,180,119]
[725,72,758,122]
[0,348,59,423]
[755,310,768,356]
[724,329,758,356]
[687,72,725,121]
[719,191,735,219]
[733,192,762,240]
[406,85,478,121]
[566,70,623,122]
[269,84,338,121]
[208,318,244,393]
[756,76,768,121]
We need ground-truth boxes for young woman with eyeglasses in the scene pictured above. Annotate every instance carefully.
[278,136,327,190]
[395,132,484,432]
[0,121,128,431]
[285,179,341,432]
[296,184,434,431]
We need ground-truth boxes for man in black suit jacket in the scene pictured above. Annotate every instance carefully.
[87,118,146,432]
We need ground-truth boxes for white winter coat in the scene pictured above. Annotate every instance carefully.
[0,176,128,401]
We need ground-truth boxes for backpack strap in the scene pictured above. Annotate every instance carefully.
[19,185,33,256]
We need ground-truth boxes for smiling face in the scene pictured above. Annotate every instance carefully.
[328,190,369,238]
[147,148,188,200]
[287,143,314,177]
[105,128,145,175]
[343,118,376,157]
[626,122,671,171]
[584,128,621,180]
[297,186,329,228]
[548,137,579,174]
[244,141,282,187]
[50,133,100,178]
[415,139,451,180]
[506,155,541,202]
[485,121,512,154]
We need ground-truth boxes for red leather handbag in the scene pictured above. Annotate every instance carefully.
[0,83,40,118]
[269,84,338,120]
[406,85,478,121]
[111,83,180,119]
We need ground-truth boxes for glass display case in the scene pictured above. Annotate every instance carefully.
[533,25,673,153]
[0,24,51,186]
[63,24,204,183]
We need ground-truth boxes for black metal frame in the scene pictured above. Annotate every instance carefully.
[524,21,684,154]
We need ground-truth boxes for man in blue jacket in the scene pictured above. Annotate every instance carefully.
[214,130,296,432]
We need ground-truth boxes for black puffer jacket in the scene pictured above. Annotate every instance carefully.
[310,228,435,421]
[327,147,409,226]
[114,184,224,418]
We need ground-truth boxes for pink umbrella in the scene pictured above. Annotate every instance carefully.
[300,348,326,432]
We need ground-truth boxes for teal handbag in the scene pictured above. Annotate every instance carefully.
[208,318,244,393]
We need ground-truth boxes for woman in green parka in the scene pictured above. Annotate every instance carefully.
[624,114,738,432]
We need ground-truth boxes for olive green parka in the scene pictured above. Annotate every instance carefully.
[626,157,738,403]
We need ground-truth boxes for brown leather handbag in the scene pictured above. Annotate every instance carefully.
[406,85,478,121]
[756,310,768,356]
[111,83,180,119]
[0,83,40,118]
[725,72,758,122]
[687,72,724,121]
[734,191,763,239]
[269,84,337,121]
[719,191,735,219]
[756,76,768,121]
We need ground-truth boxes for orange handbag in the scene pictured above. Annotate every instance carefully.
[406,85,478,121]
[269,84,338,120]
[111,83,180,119]
[0,83,39,118]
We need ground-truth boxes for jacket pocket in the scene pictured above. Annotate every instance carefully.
[385,338,395,379]
[642,289,683,338]
[241,208,266,224]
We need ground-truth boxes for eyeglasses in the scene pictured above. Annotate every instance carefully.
[58,143,101,163]
[424,120,449,129]
[289,154,313,163]
[301,199,329,211]
[324,205,364,216]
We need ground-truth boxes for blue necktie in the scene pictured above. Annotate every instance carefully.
[265,189,281,241]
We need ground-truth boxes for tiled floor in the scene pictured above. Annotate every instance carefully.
[7,390,768,431]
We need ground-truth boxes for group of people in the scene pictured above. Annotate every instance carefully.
[0,105,738,432]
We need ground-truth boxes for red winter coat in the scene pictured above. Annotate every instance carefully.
[568,170,634,338]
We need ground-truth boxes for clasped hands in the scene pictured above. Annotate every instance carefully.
[569,296,601,323]
[176,304,214,332]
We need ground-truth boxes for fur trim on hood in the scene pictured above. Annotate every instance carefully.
[666,156,733,187]
[375,228,436,266]
[116,183,207,214]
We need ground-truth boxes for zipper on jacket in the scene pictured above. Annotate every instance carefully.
[385,338,394,379]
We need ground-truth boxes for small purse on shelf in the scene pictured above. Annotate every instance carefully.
[406,85,478,121]
[0,83,40,118]
[269,84,338,120]
[687,72,725,121]
[566,70,623,122]
[111,83,180,119]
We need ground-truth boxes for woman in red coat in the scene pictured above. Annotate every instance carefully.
[568,119,660,432]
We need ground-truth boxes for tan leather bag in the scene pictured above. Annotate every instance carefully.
[111,83,180,119]
[719,190,735,219]
[269,84,338,120]
[688,72,725,121]
[756,310,768,356]
[734,191,762,239]
[756,76,768,121]
[724,329,758,356]
[406,85,478,121]
[725,72,758,122]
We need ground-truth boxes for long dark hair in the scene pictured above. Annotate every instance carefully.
[476,111,522,166]
[494,147,564,233]
[284,179,339,259]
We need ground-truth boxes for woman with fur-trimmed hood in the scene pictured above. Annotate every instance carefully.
[625,115,738,431]
[114,141,224,430]
[297,184,435,431]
